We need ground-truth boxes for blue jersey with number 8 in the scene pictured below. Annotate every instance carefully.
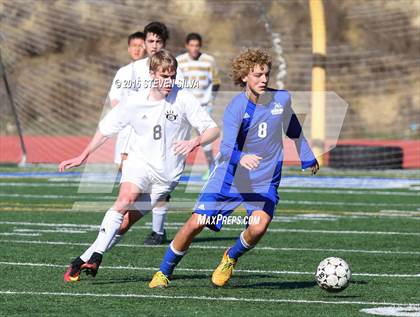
[215,89,317,193]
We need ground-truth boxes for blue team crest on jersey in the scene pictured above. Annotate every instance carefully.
[271,102,284,115]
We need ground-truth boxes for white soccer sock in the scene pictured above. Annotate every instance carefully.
[79,208,120,262]
[106,234,124,250]
[80,242,96,262]
[92,208,124,254]
[170,241,187,255]
[152,206,167,235]
[80,232,124,262]
[240,231,254,249]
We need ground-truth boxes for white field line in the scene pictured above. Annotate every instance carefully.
[3,208,420,221]
[2,182,419,196]
[281,188,420,197]
[1,290,419,306]
[0,221,99,228]
[380,210,420,214]
[13,228,87,234]
[1,221,420,236]
[145,222,420,236]
[176,226,420,236]
[1,193,418,208]
[29,205,420,219]
[0,233,41,237]
[352,211,420,218]
[271,213,420,220]
[175,226,420,236]
[281,200,418,207]
[5,201,419,219]
[0,182,112,188]
[0,193,113,200]
[0,261,419,278]
[1,239,419,256]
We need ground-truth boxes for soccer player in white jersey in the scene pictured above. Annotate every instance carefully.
[177,33,221,180]
[108,22,185,246]
[130,22,185,245]
[60,50,220,282]
[109,31,145,167]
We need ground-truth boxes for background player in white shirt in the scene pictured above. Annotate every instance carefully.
[109,31,146,167]
[130,23,184,95]
[60,50,220,282]
[177,33,221,180]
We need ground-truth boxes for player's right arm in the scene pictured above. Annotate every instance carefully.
[59,105,131,171]
[174,90,219,155]
[239,154,262,170]
[58,131,108,171]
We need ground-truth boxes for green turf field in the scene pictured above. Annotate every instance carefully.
[0,167,419,316]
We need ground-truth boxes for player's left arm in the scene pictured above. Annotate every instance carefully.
[283,95,319,175]
[173,126,220,156]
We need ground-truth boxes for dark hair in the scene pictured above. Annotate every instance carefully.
[185,33,202,45]
[144,22,169,43]
[127,31,145,45]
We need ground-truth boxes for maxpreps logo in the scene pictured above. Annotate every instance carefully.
[165,110,178,121]
[271,102,284,115]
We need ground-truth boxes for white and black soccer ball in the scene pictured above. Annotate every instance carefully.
[315,257,351,292]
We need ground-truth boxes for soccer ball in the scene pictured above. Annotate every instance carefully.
[315,257,351,292]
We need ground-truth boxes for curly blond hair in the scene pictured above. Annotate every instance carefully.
[231,48,272,87]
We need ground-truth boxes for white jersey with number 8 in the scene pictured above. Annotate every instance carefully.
[99,86,217,183]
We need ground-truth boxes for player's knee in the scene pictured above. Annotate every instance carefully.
[248,211,271,235]
[115,194,136,210]
[186,215,205,233]
[187,220,205,233]
[248,222,269,238]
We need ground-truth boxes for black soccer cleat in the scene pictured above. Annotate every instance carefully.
[80,252,102,277]
[63,257,85,282]
[143,230,167,245]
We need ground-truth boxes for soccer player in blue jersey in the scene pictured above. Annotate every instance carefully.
[149,48,319,288]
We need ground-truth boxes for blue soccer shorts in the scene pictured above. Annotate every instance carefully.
[193,190,278,231]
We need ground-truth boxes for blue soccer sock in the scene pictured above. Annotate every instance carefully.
[227,231,254,260]
[159,242,187,277]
